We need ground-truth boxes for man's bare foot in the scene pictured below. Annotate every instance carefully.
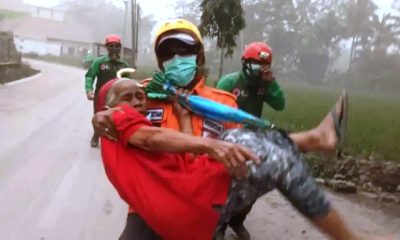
[361,233,400,240]
[374,236,398,240]
[314,90,348,153]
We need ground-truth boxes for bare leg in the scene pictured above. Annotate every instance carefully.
[91,98,100,148]
[313,210,358,240]
[289,126,336,153]
[314,212,397,240]
[289,92,346,153]
[90,131,100,148]
[219,128,360,240]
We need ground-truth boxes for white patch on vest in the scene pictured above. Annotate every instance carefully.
[259,51,270,59]
[202,119,224,138]
[146,109,164,121]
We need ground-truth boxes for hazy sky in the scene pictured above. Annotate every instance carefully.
[23,0,177,21]
[23,0,394,22]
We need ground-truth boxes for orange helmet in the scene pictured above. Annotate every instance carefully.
[105,34,121,45]
[242,42,273,63]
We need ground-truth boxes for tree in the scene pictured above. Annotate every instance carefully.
[63,0,125,43]
[389,0,400,50]
[199,0,245,79]
[344,0,378,71]
[346,11,400,90]
[370,14,399,53]
[241,0,272,44]
[393,0,400,10]
[138,14,156,53]
[252,0,298,68]
[294,0,348,82]
[210,0,400,87]
[174,0,201,25]
[239,0,346,81]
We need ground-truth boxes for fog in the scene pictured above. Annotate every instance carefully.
[1,0,400,91]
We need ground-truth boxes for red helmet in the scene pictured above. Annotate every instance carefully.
[242,42,273,63]
[105,34,121,45]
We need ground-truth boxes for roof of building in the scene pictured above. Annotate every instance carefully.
[0,16,98,43]
[0,0,28,12]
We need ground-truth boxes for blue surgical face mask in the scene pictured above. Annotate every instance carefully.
[163,55,197,87]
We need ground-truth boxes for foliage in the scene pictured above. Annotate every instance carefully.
[199,0,245,78]
[0,9,27,22]
[62,0,156,53]
[174,0,201,24]
[201,0,400,91]
[199,0,245,56]
[262,80,400,162]
[23,53,84,68]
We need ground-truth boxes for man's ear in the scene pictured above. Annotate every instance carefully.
[101,106,112,111]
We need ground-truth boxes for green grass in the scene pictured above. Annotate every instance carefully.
[0,9,27,20]
[261,81,400,162]
[102,67,400,162]
[24,54,84,68]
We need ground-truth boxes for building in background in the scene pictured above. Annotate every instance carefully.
[0,1,98,58]
[0,16,97,57]
[26,4,65,21]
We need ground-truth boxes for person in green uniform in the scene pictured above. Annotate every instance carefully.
[85,34,129,148]
[215,42,284,240]
[217,42,284,118]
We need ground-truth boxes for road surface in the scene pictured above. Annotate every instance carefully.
[0,60,398,240]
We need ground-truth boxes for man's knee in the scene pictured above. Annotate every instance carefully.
[119,213,161,240]
[228,203,254,227]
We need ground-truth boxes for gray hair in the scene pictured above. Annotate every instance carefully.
[105,78,141,107]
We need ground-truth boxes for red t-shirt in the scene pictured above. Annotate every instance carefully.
[101,104,231,240]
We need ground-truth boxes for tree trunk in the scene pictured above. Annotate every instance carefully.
[349,35,356,72]
[218,48,224,80]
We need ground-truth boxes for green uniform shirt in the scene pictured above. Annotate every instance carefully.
[216,71,285,117]
[85,55,129,94]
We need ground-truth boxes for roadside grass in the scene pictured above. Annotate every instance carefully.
[23,54,84,68]
[0,62,40,84]
[0,9,27,20]
[262,81,400,162]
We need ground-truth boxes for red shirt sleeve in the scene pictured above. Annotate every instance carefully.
[112,104,152,146]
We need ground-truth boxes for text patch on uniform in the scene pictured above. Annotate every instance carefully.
[202,119,224,138]
[146,109,164,121]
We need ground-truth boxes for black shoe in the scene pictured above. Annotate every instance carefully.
[213,230,225,240]
[90,135,99,148]
[232,224,250,240]
[214,222,228,240]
